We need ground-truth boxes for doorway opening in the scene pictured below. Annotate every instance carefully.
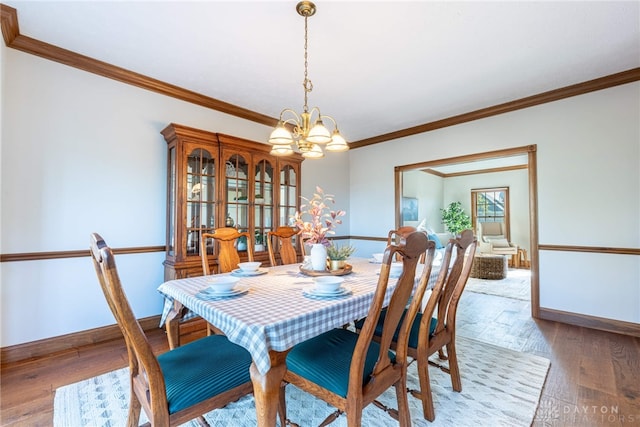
[394,145,539,317]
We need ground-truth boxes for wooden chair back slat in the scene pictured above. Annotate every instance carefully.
[201,227,254,274]
[266,226,300,266]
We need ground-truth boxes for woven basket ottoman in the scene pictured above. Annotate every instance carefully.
[470,254,508,280]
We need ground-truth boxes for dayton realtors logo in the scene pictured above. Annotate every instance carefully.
[536,400,638,424]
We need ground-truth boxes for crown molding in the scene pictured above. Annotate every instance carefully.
[0,4,278,128]
[350,67,640,148]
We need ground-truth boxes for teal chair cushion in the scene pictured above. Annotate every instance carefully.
[354,308,438,349]
[158,334,252,414]
[286,328,396,398]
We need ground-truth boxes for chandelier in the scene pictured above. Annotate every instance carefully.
[268,1,348,159]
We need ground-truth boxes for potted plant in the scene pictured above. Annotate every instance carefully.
[237,235,247,251]
[440,201,472,235]
[254,230,265,252]
[326,242,356,271]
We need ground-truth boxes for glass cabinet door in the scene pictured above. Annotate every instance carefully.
[186,148,216,256]
[224,154,250,249]
[167,146,176,257]
[279,164,298,227]
[254,158,274,253]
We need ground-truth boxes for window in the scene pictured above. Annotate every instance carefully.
[471,187,510,238]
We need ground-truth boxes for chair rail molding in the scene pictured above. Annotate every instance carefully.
[1,242,637,263]
[0,246,165,262]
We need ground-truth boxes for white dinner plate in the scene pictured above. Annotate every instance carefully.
[196,284,250,300]
[302,285,352,299]
[231,268,268,277]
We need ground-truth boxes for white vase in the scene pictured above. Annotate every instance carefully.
[310,244,328,271]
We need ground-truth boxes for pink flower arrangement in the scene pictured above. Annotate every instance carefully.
[292,186,346,246]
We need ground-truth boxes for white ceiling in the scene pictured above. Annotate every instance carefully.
[5,1,639,144]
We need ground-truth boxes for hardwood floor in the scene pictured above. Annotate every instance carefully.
[457,289,640,426]
[2,282,639,426]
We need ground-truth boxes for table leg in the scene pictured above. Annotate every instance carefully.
[250,350,289,427]
[164,300,184,349]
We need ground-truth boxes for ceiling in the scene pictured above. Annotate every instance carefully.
[4,1,639,145]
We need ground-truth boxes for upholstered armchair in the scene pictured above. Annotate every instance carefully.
[476,221,518,256]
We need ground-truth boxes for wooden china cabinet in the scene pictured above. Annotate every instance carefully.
[161,123,303,280]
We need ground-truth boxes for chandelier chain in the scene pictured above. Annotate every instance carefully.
[303,14,312,112]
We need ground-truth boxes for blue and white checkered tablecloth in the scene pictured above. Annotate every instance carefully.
[158,257,441,375]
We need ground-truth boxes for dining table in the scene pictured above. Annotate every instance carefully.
[157,256,441,427]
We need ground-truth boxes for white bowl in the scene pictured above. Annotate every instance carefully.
[207,275,240,293]
[372,253,384,263]
[313,276,344,292]
[238,261,261,272]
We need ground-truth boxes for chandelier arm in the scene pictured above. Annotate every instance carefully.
[307,106,322,120]
[318,114,337,128]
[306,108,340,131]
[282,118,300,127]
[279,108,301,123]
[278,109,304,139]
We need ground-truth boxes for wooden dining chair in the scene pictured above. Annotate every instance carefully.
[90,233,254,427]
[201,227,254,275]
[266,226,301,266]
[200,227,254,335]
[412,229,476,421]
[279,231,434,427]
[366,228,477,421]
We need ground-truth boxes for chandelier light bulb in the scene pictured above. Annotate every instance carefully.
[301,143,324,159]
[268,122,294,144]
[326,130,349,152]
[270,144,295,156]
[306,119,332,144]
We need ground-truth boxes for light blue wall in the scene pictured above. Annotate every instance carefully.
[1,39,638,346]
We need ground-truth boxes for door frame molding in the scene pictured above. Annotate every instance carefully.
[394,145,539,318]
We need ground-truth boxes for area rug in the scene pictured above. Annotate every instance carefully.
[54,336,549,427]
[465,269,531,301]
